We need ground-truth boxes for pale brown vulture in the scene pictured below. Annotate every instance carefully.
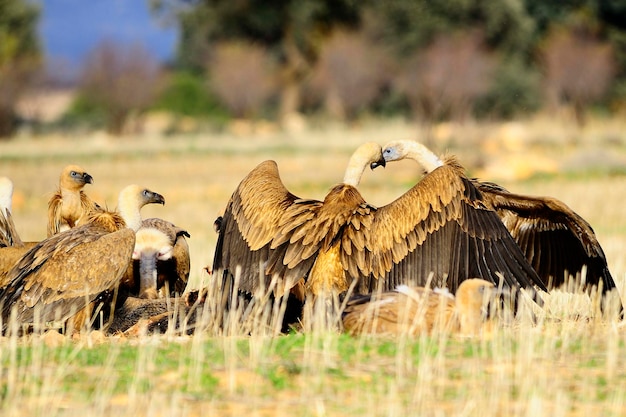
[380,140,618,299]
[213,142,545,330]
[0,184,165,332]
[47,164,101,237]
[120,218,190,299]
[342,278,499,336]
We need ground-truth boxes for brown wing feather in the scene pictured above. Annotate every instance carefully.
[0,218,134,326]
[212,160,303,295]
[0,208,23,248]
[359,159,547,294]
[478,182,616,292]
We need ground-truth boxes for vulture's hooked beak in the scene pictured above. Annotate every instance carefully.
[144,189,166,206]
[370,158,386,170]
[83,173,94,184]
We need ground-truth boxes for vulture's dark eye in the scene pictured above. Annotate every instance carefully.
[71,171,78,177]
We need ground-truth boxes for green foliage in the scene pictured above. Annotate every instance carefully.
[367,0,535,56]
[0,0,41,137]
[56,93,107,130]
[474,57,542,119]
[153,71,229,119]
[0,0,40,63]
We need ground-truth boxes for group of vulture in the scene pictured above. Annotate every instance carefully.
[0,139,622,338]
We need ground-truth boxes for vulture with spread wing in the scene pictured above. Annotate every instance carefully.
[380,140,618,302]
[213,142,545,330]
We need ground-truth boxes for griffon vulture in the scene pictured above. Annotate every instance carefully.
[121,217,190,299]
[213,142,545,330]
[47,164,101,237]
[0,184,165,332]
[213,142,386,309]
[342,278,500,336]
[380,139,618,299]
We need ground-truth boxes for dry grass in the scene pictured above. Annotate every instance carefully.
[1,116,626,416]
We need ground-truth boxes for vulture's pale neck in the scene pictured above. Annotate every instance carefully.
[342,143,381,187]
[118,188,143,231]
[0,177,14,213]
[401,141,444,173]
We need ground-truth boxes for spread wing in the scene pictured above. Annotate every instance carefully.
[212,160,312,295]
[361,158,547,294]
[0,224,134,326]
[478,181,616,293]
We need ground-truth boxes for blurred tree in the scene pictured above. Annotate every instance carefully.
[540,25,615,126]
[77,40,165,136]
[154,71,227,118]
[0,0,41,138]
[397,30,496,143]
[150,0,361,121]
[311,30,393,120]
[366,0,535,58]
[209,41,278,118]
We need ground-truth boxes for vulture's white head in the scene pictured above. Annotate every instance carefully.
[382,140,443,173]
[117,185,165,231]
[343,142,386,186]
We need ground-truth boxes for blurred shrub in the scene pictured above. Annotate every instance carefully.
[208,41,278,118]
[540,25,616,126]
[56,93,107,131]
[474,57,542,119]
[153,71,229,121]
[310,30,394,120]
[77,40,165,135]
[397,30,496,124]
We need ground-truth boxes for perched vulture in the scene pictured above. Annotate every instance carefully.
[120,217,190,299]
[47,164,101,237]
[213,142,544,331]
[380,140,619,300]
[342,278,500,336]
[0,184,165,332]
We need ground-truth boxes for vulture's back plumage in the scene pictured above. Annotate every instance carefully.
[0,211,133,329]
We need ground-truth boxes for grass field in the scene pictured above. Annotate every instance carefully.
[1,117,626,416]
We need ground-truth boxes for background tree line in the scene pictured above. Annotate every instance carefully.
[1,0,626,138]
